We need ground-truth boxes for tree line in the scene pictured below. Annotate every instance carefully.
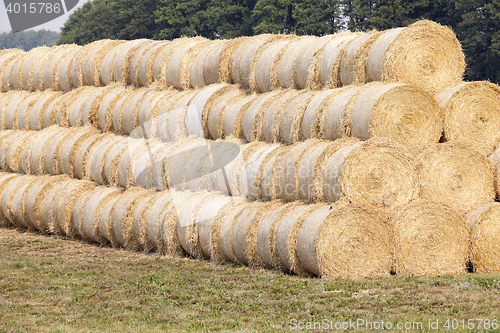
[0,30,60,51]
[52,0,500,84]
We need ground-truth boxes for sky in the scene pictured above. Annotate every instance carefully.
[0,0,91,33]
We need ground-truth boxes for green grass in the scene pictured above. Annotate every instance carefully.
[1,227,500,332]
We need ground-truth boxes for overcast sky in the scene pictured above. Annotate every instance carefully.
[0,0,91,33]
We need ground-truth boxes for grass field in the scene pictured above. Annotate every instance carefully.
[1,227,500,332]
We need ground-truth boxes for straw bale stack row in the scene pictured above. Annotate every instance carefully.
[3,172,487,277]
[4,80,500,155]
[1,21,464,95]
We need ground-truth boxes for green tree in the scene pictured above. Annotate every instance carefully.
[202,0,256,38]
[0,30,60,50]
[155,0,211,40]
[252,0,294,34]
[292,0,343,35]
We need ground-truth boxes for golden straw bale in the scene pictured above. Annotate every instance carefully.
[468,203,500,273]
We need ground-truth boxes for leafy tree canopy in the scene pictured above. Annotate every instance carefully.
[0,30,60,51]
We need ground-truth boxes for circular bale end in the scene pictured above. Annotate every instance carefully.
[469,203,500,273]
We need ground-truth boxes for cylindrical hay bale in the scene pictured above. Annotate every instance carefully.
[189,42,216,88]
[229,37,254,84]
[43,128,72,175]
[107,188,148,248]
[24,175,67,232]
[206,86,244,140]
[70,185,95,238]
[74,132,105,179]
[186,83,229,138]
[230,201,269,265]
[99,43,124,86]
[252,38,293,93]
[469,203,500,273]
[137,41,169,87]
[242,143,278,199]
[117,139,149,188]
[127,191,157,250]
[393,200,468,276]
[211,200,250,263]
[315,33,361,89]
[41,94,66,128]
[416,142,495,216]
[218,37,247,83]
[69,131,103,179]
[436,82,500,156]
[202,40,227,86]
[276,37,317,89]
[93,85,129,131]
[95,191,123,246]
[0,173,20,227]
[50,178,95,236]
[164,38,208,89]
[295,35,336,89]
[0,175,23,226]
[297,201,392,278]
[279,91,315,144]
[102,139,130,186]
[143,191,176,252]
[236,35,277,88]
[194,195,241,259]
[0,50,23,91]
[0,131,23,171]
[32,48,53,91]
[21,47,50,91]
[3,175,36,229]
[117,88,149,135]
[347,83,443,153]
[42,45,80,90]
[2,52,25,92]
[258,145,290,201]
[300,89,338,140]
[9,55,24,90]
[152,39,189,84]
[1,91,30,130]
[134,88,169,131]
[88,135,124,185]
[78,187,122,243]
[338,138,417,211]
[222,94,256,139]
[338,33,374,86]
[66,86,99,127]
[275,204,320,272]
[242,90,284,142]
[28,91,62,130]
[255,202,300,269]
[260,90,299,143]
[55,49,80,92]
[132,139,163,189]
[4,131,33,173]
[82,40,124,87]
[113,39,153,85]
[159,90,198,141]
[367,20,465,94]
[28,127,61,175]
[129,42,161,87]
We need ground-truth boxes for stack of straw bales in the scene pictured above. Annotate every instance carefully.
[3,19,500,278]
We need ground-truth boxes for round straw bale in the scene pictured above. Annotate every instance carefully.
[42,45,80,90]
[0,50,24,92]
[152,39,190,84]
[163,38,208,89]
[117,139,148,188]
[468,203,500,273]
[101,139,130,186]
[252,38,294,93]
[135,88,170,131]
[9,55,24,90]
[28,91,61,130]
[127,191,158,250]
[3,175,37,229]
[189,41,219,88]
[66,86,99,127]
[255,202,300,269]
[367,20,465,94]
[260,89,299,143]
[295,35,337,89]
[137,41,169,87]
[5,131,33,173]
[313,33,360,89]
[139,89,184,139]
[32,48,53,91]
[338,33,375,86]
[230,201,270,265]
[82,40,124,86]
[131,191,165,251]
[218,37,247,83]
[43,128,73,175]
[278,91,315,144]
[93,84,129,131]
[417,142,495,216]
[95,191,123,246]
[79,186,123,243]
[256,144,290,201]
[212,138,248,197]
[129,41,162,87]
[41,94,66,128]
[222,94,256,140]
[206,86,244,140]
[185,84,229,138]
[145,191,182,253]
[99,43,125,86]
[192,195,242,259]
[211,199,250,263]
[88,135,124,185]
[236,35,278,88]
[37,178,64,233]
[160,91,199,141]
[298,201,392,278]
[242,90,286,142]
[131,139,163,189]
[276,37,317,89]
[57,126,98,178]
[21,47,50,91]
[338,138,417,211]
[300,89,338,140]
[0,131,23,171]
[72,132,105,180]
[54,48,79,91]
[27,127,61,175]
[2,91,30,129]
[348,83,443,153]
[242,143,279,199]
[436,81,500,156]
[202,40,227,86]
[0,175,23,226]
[70,185,96,238]
[2,52,25,92]
[0,173,21,227]
[148,143,176,190]
[117,88,149,135]
[229,37,253,84]
[317,85,361,140]
[113,39,153,85]
[393,200,468,276]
